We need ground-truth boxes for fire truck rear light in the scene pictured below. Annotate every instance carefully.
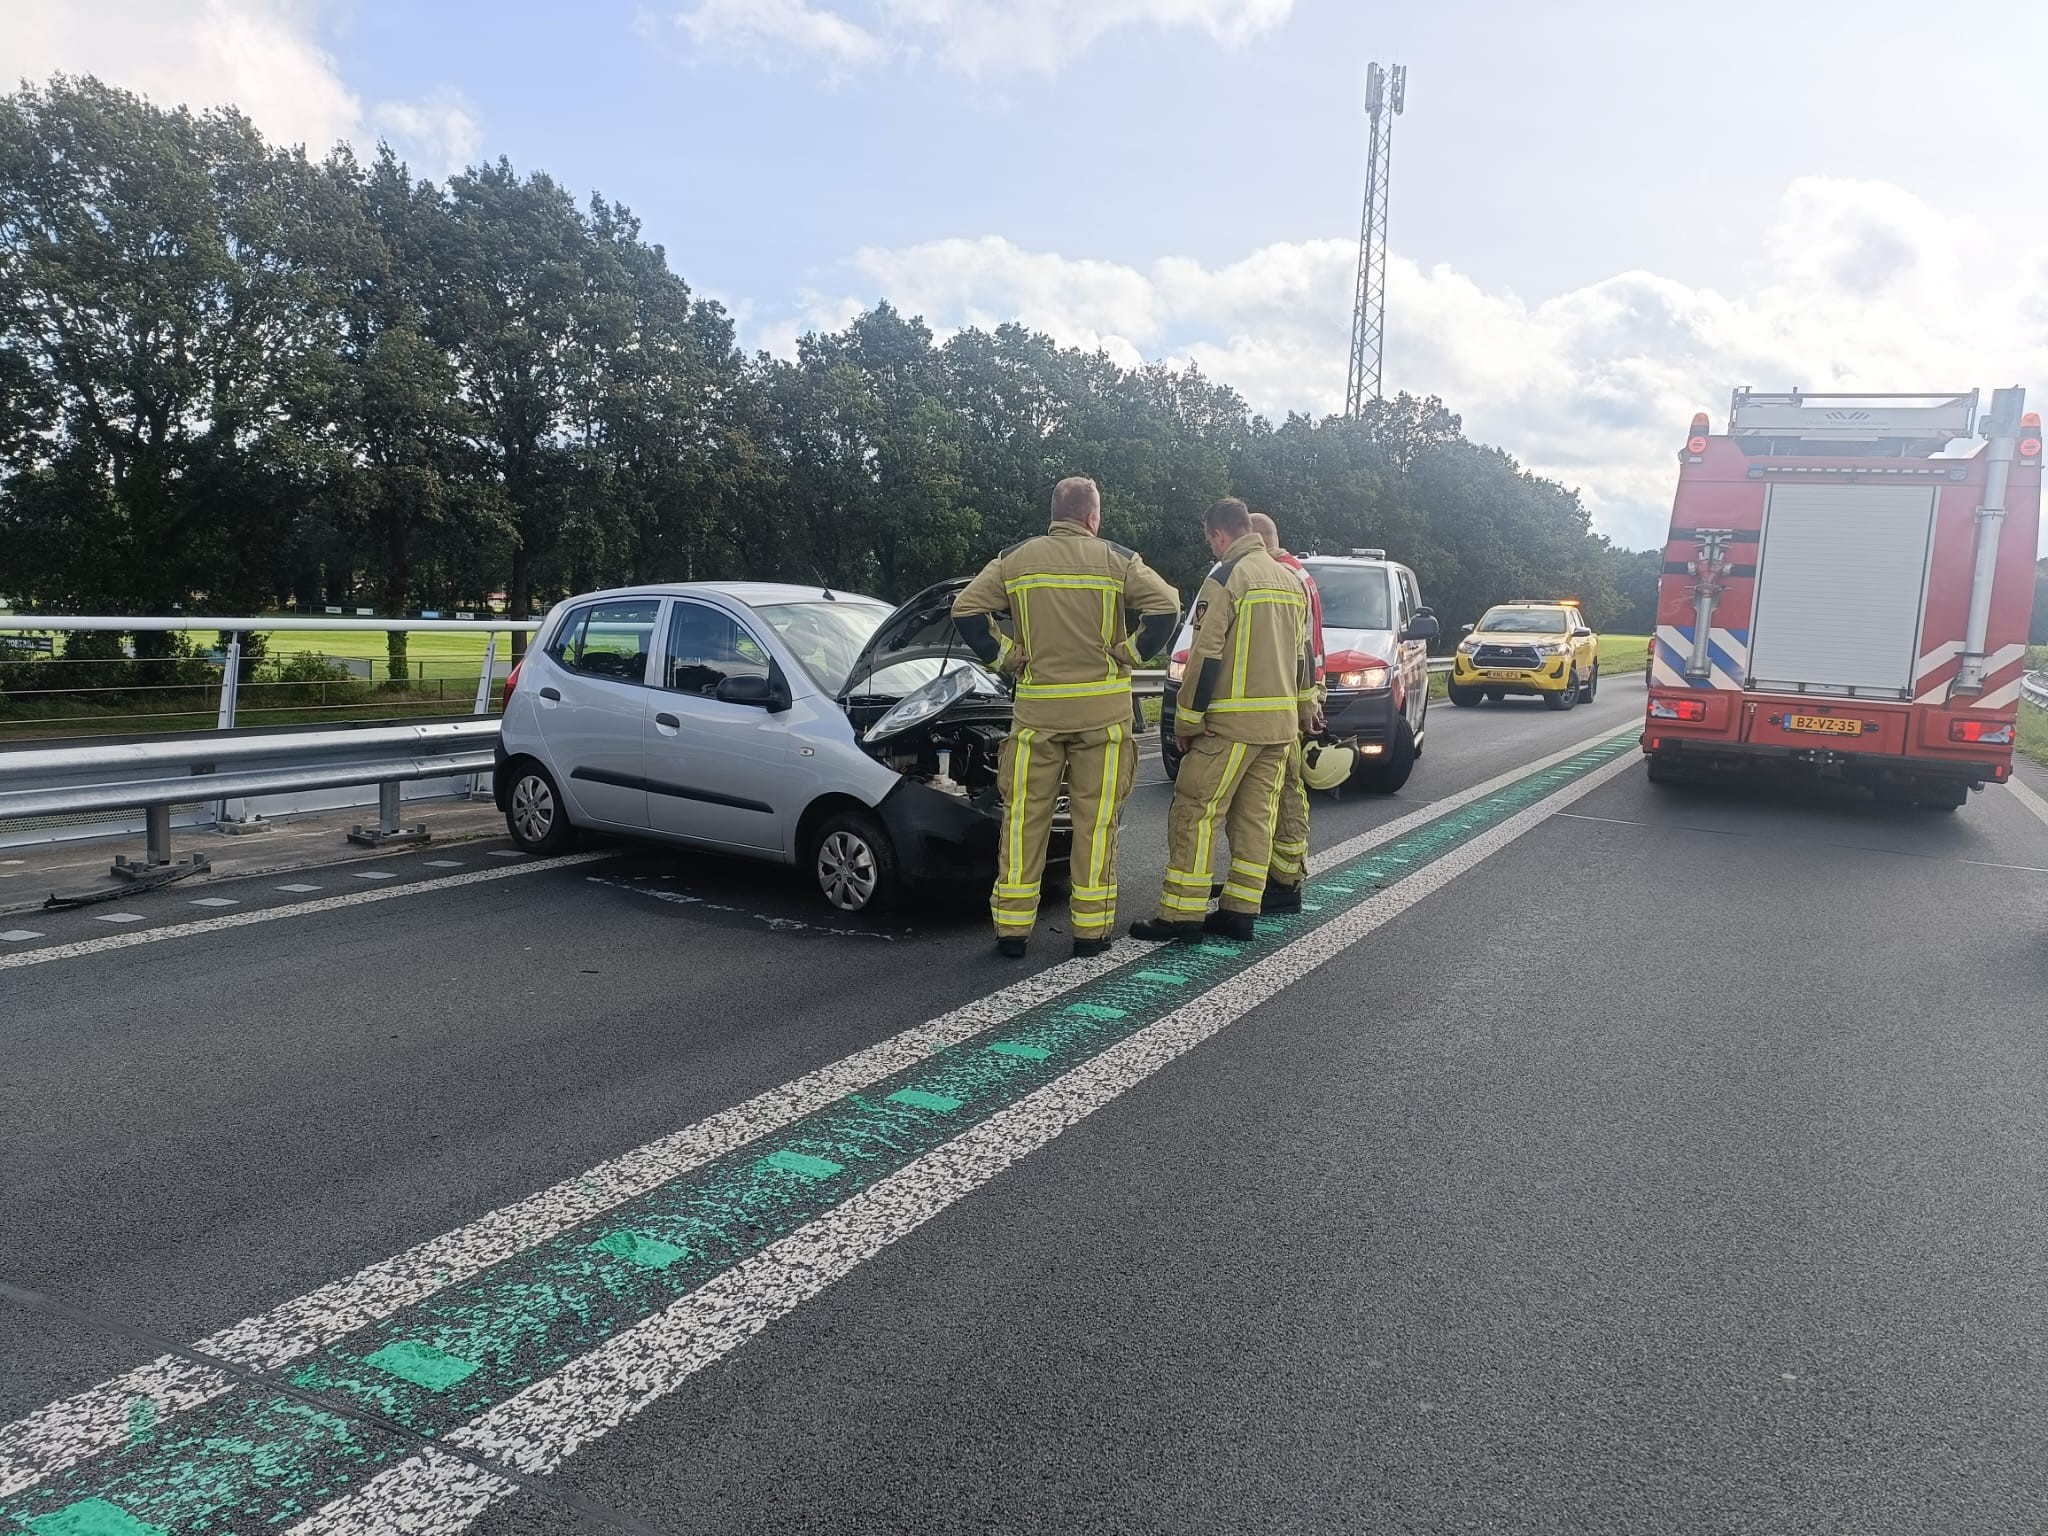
[1649,697,1708,722]
[1949,718,2014,745]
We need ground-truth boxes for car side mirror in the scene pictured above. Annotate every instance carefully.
[1402,613,1440,643]
[1459,622,1475,635]
[716,674,774,707]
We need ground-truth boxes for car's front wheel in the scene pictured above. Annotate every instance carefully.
[810,808,899,914]
[504,760,577,855]
[1582,662,1599,703]
[1545,670,1580,711]
[1448,683,1482,707]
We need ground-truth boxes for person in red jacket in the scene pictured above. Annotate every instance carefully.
[1250,513,1324,911]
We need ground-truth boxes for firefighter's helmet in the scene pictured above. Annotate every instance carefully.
[1301,739,1354,792]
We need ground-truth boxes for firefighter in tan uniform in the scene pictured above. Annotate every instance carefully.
[1132,497,1316,943]
[1251,512,1326,914]
[953,477,1181,959]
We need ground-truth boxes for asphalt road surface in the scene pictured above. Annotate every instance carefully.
[4,676,2047,1535]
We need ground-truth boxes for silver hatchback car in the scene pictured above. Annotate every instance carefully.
[494,579,1071,912]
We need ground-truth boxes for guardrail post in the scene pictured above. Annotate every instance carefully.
[212,634,270,837]
[348,779,428,848]
[111,802,211,884]
[469,633,499,801]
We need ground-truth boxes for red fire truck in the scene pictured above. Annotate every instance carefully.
[1643,387,2041,808]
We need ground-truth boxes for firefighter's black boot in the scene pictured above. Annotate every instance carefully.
[995,935,1028,959]
[1072,935,1113,959]
[1202,910,1256,941]
[1128,917,1203,943]
[1261,882,1302,914]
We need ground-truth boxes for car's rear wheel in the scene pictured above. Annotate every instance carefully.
[810,808,898,914]
[504,761,577,855]
[1448,683,1482,707]
[1545,670,1580,711]
[1354,718,1416,794]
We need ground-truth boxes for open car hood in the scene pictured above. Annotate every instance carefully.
[837,576,986,703]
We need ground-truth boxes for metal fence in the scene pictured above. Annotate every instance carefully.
[2023,671,2047,711]
[0,616,538,857]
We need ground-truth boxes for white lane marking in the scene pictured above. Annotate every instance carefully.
[91,913,145,925]
[2007,774,2048,835]
[190,898,239,908]
[0,854,610,977]
[0,723,1635,1499]
[288,750,1642,1536]
[0,929,43,943]
[351,871,397,882]
[277,884,323,894]
[488,850,525,859]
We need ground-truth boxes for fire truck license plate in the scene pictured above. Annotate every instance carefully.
[1786,715,1862,737]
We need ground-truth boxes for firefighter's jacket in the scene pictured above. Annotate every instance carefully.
[952,520,1181,732]
[1176,533,1317,744]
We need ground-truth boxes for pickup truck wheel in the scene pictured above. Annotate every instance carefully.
[1448,684,1481,707]
[811,809,898,914]
[1545,670,1580,711]
[504,761,577,855]
[1354,718,1416,794]
[1582,663,1599,702]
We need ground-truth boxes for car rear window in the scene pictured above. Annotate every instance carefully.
[550,599,658,683]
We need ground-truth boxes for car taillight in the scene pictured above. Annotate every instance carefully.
[503,657,524,704]
[1649,696,1708,722]
[1950,717,2014,745]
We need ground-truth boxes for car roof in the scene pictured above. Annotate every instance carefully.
[552,581,886,609]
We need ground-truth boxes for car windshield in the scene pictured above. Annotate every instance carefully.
[1303,564,1393,630]
[751,599,893,694]
[1479,607,1569,634]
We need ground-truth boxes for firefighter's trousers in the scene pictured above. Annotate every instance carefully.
[992,722,1137,941]
[1268,738,1309,890]
[1158,735,1288,919]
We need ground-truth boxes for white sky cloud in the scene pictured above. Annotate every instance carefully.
[672,0,888,71]
[3,0,482,176]
[665,0,1291,73]
[759,177,2048,551]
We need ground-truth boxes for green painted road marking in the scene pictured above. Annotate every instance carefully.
[986,1041,1050,1060]
[0,731,1636,1536]
[886,1089,964,1113]
[27,1498,165,1536]
[590,1230,689,1270]
[761,1151,844,1180]
[363,1342,479,1392]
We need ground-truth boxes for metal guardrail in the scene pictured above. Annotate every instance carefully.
[0,720,500,884]
[2022,671,2048,710]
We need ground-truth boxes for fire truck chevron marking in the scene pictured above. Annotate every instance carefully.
[1651,625,1748,690]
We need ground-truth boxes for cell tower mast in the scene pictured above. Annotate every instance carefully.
[1344,61,1406,418]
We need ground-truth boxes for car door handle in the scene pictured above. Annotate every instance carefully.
[654,712,680,731]
[539,686,561,702]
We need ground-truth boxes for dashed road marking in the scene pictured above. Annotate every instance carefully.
[0,929,43,943]
[350,871,396,881]
[90,913,145,925]
[190,898,239,908]
[424,861,466,869]
[0,854,613,977]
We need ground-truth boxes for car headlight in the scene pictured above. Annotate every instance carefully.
[1535,641,1572,656]
[1456,638,1481,655]
[1336,666,1390,689]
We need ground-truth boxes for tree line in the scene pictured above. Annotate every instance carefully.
[0,76,1660,679]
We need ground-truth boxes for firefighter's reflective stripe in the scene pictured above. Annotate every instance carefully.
[1270,738,1309,885]
[1015,677,1134,700]
[1004,575,1126,595]
[1207,695,1298,713]
[1232,589,1307,699]
[992,728,1038,932]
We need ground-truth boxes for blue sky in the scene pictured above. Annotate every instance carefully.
[11,0,2048,551]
